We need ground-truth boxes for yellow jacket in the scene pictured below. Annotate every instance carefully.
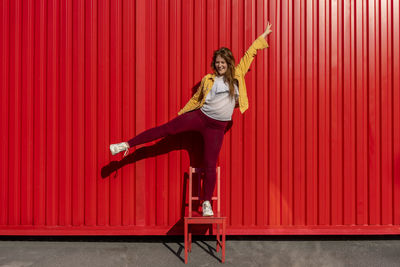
[178,36,269,115]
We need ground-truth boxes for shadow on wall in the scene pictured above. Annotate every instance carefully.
[101,131,205,178]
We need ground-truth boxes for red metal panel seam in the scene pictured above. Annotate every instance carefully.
[377,0,383,225]
[326,0,332,225]
[168,0,180,225]
[288,0,294,226]
[376,0,382,226]
[328,0,332,226]
[254,0,264,226]
[19,0,27,225]
[389,0,395,225]
[147,0,156,227]
[46,0,59,226]
[343,0,355,225]
[36,0,47,226]
[0,0,10,225]
[366,0,371,225]
[67,0,73,226]
[180,0,187,225]
[305,0,316,226]
[388,0,395,225]
[315,0,320,226]
[71,0,85,226]
[268,0,278,226]
[313,0,319,226]
[21,0,34,225]
[262,1,271,226]
[229,0,235,227]
[66,0,73,226]
[280,0,288,226]
[239,0,245,226]
[351,0,357,224]
[331,0,342,226]
[380,0,393,225]
[243,0,254,226]
[122,0,130,225]
[330,0,335,226]
[135,0,146,226]
[250,0,257,226]
[368,0,380,225]
[277,0,283,226]
[367,0,372,224]
[392,0,400,225]
[155,0,168,226]
[292,0,301,225]
[222,0,232,226]
[230,0,239,226]
[175,0,182,224]
[84,0,98,226]
[166,0,171,225]
[362,0,369,225]
[317,0,326,225]
[56,0,62,226]
[353,0,358,225]
[60,0,67,226]
[327,0,333,226]
[59,0,65,226]
[132,0,137,227]
[168,0,174,225]
[97,0,110,226]
[340,0,345,225]
[316,0,321,223]
[9,0,22,225]
[109,0,122,226]
[355,0,367,225]
[391,0,398,224]
[300,0,306,225]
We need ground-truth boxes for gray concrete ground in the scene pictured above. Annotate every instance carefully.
[0,236,399,267]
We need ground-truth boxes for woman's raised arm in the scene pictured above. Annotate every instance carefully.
[235,21,272,75]
[260,21,272,40]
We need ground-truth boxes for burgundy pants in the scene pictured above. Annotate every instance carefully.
[127,109,228,201]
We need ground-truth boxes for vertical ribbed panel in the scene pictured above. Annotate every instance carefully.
[1,0,400,235]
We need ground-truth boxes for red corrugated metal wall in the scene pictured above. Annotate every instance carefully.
[1,0,400,235]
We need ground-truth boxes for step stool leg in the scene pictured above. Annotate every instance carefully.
[216,223,220,252]
[189,227,192,252]
[222,220,226,263]
[185,221,188,264]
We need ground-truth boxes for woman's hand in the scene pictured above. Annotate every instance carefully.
[260,21,272,40]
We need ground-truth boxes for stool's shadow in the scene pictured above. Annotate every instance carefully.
[161,238,221,263]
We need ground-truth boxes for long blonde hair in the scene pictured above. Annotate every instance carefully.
[211,47,237,97]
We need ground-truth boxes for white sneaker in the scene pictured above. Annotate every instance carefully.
[110,142,130,157]
[202,200,214,217]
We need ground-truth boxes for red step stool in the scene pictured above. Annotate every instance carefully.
[184,166,226,264]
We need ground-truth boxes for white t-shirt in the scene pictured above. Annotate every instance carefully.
[200,76,239,121]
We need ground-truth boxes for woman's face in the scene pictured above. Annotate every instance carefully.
[215,55,227,76]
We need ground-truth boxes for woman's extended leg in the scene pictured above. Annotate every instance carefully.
[127,110,203,148]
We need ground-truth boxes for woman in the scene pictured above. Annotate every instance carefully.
[110,22,272,216]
